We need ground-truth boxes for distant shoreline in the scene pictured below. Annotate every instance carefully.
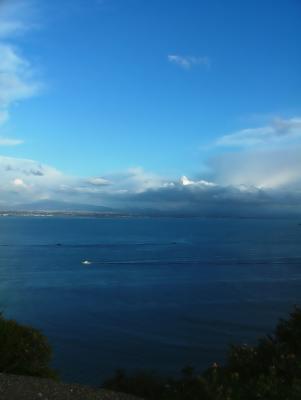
[0,211,130,218]
[0,211,298,220]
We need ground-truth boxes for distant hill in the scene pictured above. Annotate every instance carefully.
[2,200,114,212]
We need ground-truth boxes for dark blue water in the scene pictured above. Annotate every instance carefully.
[0,217,301,385]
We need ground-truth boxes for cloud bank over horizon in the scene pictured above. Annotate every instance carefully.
[1,141,301,216]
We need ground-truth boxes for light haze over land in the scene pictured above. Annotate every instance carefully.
[0,0,300,215]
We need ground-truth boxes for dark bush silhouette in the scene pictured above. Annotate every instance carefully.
[0,314,58,379]
[103,306,301,400]
[103,367,212,400]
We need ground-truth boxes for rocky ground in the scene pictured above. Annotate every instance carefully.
[0,374,141,400]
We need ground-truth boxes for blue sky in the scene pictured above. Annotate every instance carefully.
[0,0,301,213]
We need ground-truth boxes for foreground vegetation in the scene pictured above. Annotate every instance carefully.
[103,307,301,399]
[0,314,57,379]
[0,308,300,399]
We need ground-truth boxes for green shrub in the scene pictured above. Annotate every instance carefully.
[103,306,301,400]
[205,306,301,399]
[0,314,58,379]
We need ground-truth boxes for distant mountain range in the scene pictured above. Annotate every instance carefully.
[0,200,201,217]
[1,200,114,212]
[1,200,294,219]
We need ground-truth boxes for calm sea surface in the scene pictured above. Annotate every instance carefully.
[0,217,300,384]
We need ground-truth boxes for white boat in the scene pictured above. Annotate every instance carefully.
[81,260,92,265]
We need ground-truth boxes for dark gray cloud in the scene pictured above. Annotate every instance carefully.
[3,162,44,176]
[101,183,301,217]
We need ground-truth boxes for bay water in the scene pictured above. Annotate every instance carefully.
[0,217,300,384]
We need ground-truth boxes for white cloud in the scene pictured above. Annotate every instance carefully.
[0,155,68,203]
[87,177,110,186]
[0,136,23,146]
[180,175,216,187]
[0,44,40,105]
[217,117,301,147]
[203,116,301,191]
[0,109,9,124]
[0,0,37,38]
[12,177,27,188]
[0,0,27,38]
[209,144,301,189]
[168,54,210,69]
[0,0,40,141]
[118,167,166,192]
